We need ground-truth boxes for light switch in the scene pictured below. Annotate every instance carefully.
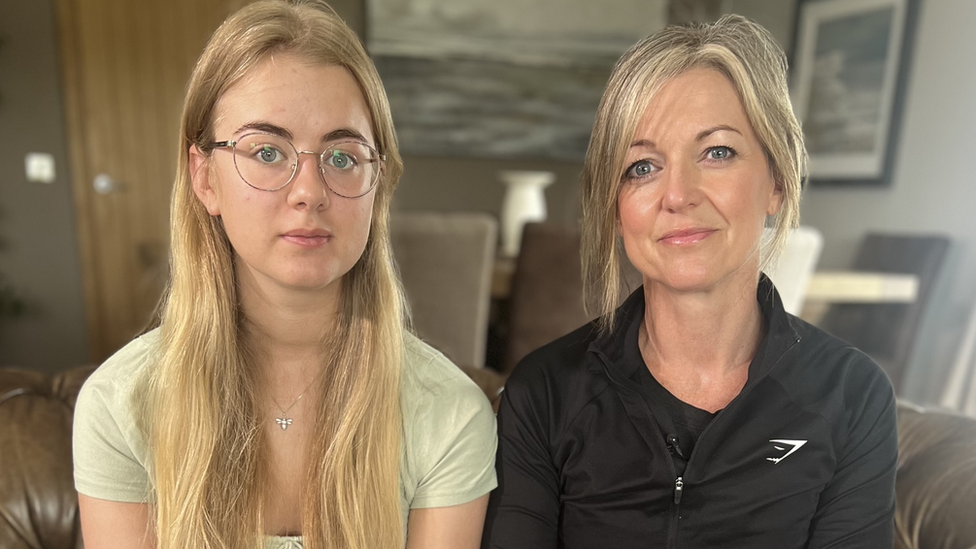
[25,152,56,184]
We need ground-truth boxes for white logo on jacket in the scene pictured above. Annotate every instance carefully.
[766,439,807,464]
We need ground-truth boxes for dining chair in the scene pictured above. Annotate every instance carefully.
[764,226,824,315]
[816,233,950,394]
[501,223,641,374]
[390,211,498,369]
[939,295,976,415]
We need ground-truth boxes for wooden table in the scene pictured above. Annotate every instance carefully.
[494,263,919,304]
[799,271,919,324]
[805,271,919,303]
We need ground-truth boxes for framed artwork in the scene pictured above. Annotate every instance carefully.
[367,0,667,162]
[790,0,920,186]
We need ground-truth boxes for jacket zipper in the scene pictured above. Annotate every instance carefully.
[667,476,682,549]
[593,334,799,549]
[597,356,683,549]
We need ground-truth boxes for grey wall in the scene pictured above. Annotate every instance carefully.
[394,154,584,224]
[0,0,89,371]
[800,0,976,405]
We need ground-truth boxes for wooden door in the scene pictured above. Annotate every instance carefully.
[57,0,246,361]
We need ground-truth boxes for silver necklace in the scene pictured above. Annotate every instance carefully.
[269,378,319,431]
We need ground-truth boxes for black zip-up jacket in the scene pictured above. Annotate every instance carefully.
[482,278,897,549]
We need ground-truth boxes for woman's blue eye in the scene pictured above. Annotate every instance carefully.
[707,146,735,160]
[625,159,656,179]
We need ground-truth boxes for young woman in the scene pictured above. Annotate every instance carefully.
[73,2,496,548]
[483,15,897,549]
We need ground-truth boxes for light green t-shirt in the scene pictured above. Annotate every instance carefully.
[73,329,498,548]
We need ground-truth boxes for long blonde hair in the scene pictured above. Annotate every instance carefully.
[580,14,808,330]
[145,1,407,547]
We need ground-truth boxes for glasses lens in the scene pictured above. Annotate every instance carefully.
[232,134,297,190]
[321,142,381,197]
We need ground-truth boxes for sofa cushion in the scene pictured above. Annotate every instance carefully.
[0,366,94,549]
[895,401,976,549]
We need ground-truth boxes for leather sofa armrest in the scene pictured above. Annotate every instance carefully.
[0,366,95,549]
[895,401,976,549]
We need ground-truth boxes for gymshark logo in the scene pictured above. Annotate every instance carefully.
[766,439,807,464]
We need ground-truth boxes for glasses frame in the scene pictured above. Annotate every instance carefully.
[209,131,387,198]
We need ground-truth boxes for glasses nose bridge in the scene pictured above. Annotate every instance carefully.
[295,148,325,163]
[291,148,329,184]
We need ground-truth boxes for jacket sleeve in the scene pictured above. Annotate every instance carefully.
[481,360,560,549]
[806,357,898,549]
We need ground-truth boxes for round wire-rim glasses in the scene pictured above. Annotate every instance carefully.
[209,132,387,198]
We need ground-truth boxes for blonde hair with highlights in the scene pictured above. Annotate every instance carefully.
[580,14,808,330]
[144,1,406,548]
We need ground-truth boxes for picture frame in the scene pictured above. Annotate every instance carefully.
[790,0,920,186]
[365,0,668,162]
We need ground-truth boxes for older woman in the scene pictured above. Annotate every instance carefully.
[72,2,496,548]
[482,15,896,549]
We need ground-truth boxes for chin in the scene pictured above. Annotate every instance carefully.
[662,262,762,295]
[654,261,715,291]
[661,277,716,294]
[275,269,345,292]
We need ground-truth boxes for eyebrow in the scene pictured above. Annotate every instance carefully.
[233,122,369,144]
[696,125,742,141]
[629,125,743,149]
[234,122,293,140]
[323,128,369,143]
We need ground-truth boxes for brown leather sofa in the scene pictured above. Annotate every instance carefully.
[1,366,93,549]
[2,365,975,549]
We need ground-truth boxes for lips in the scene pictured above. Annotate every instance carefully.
[283,228,331,238]
[281,228,332,248]
[658,228,716,245]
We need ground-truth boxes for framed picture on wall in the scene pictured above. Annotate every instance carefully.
[790,0,920,186]
[366,0,668,162]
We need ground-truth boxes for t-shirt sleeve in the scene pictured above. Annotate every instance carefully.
[72,342,153,503]
[406,353,498,509]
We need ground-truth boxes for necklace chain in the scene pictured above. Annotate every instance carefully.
[270,373,321,431]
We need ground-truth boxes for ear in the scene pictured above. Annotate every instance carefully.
[189,145,221,216]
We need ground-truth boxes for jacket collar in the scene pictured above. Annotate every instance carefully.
[588,274,801,383]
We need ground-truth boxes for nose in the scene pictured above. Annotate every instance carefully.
[661,159,702,213]
[285,151,330,211]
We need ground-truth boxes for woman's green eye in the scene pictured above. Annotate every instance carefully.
[258,147,279,163]
[328,151,354,170]
[248,144,284,164]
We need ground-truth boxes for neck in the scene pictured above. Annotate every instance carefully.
[237,266,341,368]
[640,271,764,376]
